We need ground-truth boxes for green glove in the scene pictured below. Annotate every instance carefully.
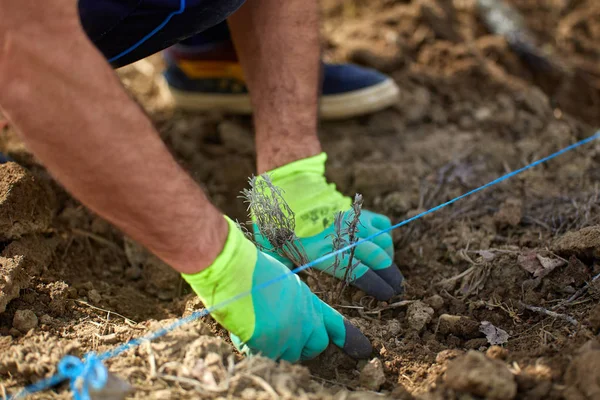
[252,153,404,301]
[182,217,372,362]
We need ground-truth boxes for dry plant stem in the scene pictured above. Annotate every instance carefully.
[519,301,579,326]
[333,194,363,302]
[329,211,347,278]
[74,300,137,325]
[341,194,363,285]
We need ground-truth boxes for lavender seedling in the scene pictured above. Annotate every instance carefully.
[329,194,363,301]
[239,174,309,268]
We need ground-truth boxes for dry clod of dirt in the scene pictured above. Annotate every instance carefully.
[407,301,434,332]
[437,314,481,339]
[39,314,54,325]
[435,349,465,364]
[552,225,600,260]
[564,340,600,400]
[0,162,56,239]
[12,309,38,332]
[359,358,386,391]
[425,294,445,311]
[444,350,517,400]
[0,235,55,313]
[88,289,102,304]
[0,257,28,314]
[486,345,508,360]
[494,198,523,227]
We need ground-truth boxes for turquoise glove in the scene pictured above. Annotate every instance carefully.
[182,217,372,362]
[252,153,404,301]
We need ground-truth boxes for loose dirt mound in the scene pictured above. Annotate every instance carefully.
[2,0,600,399]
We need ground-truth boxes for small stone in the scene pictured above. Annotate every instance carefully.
[359,358,386,391]
[13,309,38,332]
[39,314,54,325]
[426,294,445,311]
[407,301,434,332]
[88,289,102,304]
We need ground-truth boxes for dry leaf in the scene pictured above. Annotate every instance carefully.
[518,252,540,274]
[480,321,509,345]
[518,251,566,278]
[535,254,566,278]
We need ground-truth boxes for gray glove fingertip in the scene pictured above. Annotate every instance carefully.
[352,269,395,301]
[374,263,405,295]
[342,319,373,359]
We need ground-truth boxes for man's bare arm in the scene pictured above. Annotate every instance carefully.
[0,0,227,274]
[227,0,322,174]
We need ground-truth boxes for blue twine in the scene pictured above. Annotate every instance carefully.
[7,130,600,399]
[8,354,107,400]
[108,0,186,63]
[58,354,107,400]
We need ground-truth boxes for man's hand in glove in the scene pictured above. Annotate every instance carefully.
[183,217,373,363]
[253,153,405,301]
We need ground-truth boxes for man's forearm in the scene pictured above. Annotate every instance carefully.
[227,0,322,173]
[0,1,227,274]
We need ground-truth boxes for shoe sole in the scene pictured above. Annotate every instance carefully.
[166,78,400,120]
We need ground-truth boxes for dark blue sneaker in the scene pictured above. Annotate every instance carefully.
[162,42,399,120]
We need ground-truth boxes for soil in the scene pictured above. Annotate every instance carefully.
[2,0,600,399]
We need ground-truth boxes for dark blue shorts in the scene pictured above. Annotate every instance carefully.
[78,0,244,68]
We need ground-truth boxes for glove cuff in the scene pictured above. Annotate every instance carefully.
[181,216,256,341]
[262,152,352,237]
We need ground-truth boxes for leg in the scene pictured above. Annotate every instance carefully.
[77,0,245,68]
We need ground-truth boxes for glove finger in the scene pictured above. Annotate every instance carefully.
[353,241,404,295]
[300,327,329,361]
[350,265,396,301]
[357,220,394,259]
[320,299,372,359]
[354,240,393,271]
[373,263,405,295]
